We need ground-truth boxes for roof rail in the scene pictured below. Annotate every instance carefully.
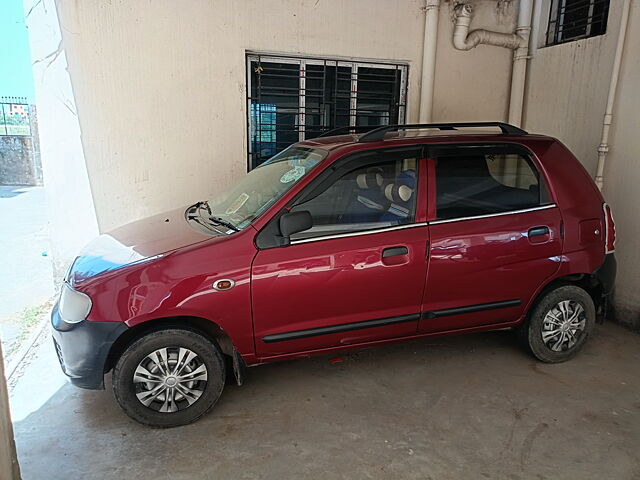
[357,122,527,142]
[317,125,380,137]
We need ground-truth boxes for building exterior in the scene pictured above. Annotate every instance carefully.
[24,0,639,328]
[0,99,42,186]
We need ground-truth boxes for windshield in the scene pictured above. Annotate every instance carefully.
[189,145,327,233]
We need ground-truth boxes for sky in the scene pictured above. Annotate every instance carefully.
[0,0,35,102]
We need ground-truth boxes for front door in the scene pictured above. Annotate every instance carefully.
[419,145,563,332]
[252,148,429,356]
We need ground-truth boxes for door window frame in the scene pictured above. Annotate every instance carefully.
[425,142,557,224]
[255,145,428,249]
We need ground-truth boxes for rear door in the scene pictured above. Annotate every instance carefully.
[252,147,429,356]
[419,144,563,332]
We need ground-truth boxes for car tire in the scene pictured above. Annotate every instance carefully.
[112,328,226,427]
[519,285,596,363]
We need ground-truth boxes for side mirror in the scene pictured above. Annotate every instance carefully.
[279,210,313,243]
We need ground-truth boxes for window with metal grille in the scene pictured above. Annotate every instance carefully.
[246,54,407,169]
[546,0,609,46]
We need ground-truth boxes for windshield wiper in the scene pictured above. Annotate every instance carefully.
[209,215,240,232]
[187,214,222,234]
[187,201,239,233]
[191,200,212,215]
[187,201,226,233]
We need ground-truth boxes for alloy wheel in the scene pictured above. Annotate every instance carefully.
[541,300,586,352]
[133,347,208,413]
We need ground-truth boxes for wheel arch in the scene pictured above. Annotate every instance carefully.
[104,316,238,375]
[524,272,605,323]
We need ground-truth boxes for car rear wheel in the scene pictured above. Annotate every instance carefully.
[519,285,595,363]
[113,328,225,427]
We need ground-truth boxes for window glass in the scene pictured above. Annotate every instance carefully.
[435,152,548,221]
[290,156,418,240]
[205,146,327,231]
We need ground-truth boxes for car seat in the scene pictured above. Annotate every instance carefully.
[380,170,416,223]
[342,167,389,224]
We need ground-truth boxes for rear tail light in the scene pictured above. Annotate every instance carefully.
[603,203,616,253]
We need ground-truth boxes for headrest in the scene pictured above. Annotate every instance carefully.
[384,170,416,203]
[356,168,383,190]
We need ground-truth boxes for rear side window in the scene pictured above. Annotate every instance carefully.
[435,150,550,221]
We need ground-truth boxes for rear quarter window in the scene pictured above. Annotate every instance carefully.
[435,151,550,221]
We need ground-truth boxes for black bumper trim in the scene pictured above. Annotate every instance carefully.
[422,299,521,320]
[593,253,616,296]
[51,304,128,390]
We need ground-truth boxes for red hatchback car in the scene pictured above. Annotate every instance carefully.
[52,122,616,427]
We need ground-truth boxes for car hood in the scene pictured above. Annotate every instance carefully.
[68,207,217,285]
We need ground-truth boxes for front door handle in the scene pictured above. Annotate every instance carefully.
[382,246,409,258]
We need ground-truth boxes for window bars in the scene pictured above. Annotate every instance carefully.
[246,54,408,169]
[546,0,610,46]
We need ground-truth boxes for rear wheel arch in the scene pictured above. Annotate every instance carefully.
[524,273,604,323]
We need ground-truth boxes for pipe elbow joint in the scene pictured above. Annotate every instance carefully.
[454,29,519,51]
[453,32,478,50]
[452,3,520,51]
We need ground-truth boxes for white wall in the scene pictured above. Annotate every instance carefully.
[524,0,624,175]
[601,1,640,329]
[54,0,517,232]
[433,0,516,122]
[24,0,99,277]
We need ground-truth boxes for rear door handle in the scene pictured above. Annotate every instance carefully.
[528,226,550,244]
[528,226,550,237]
[382,246,409,258]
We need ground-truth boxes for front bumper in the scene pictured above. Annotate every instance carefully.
[51,304,128,390]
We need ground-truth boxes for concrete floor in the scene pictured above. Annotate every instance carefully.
[12,322,640,480]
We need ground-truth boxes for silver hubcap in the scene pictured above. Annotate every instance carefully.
[133,347,208,413]
[541,300,586,352]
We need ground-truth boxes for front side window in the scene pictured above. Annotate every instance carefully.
[189,146,327,233]
[435,151,550,221]
[290,152,418,241]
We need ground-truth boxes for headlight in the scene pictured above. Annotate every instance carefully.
[59,283,92,324]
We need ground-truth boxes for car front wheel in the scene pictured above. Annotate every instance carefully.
[519,285,596,363]
[113,328,226,427]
